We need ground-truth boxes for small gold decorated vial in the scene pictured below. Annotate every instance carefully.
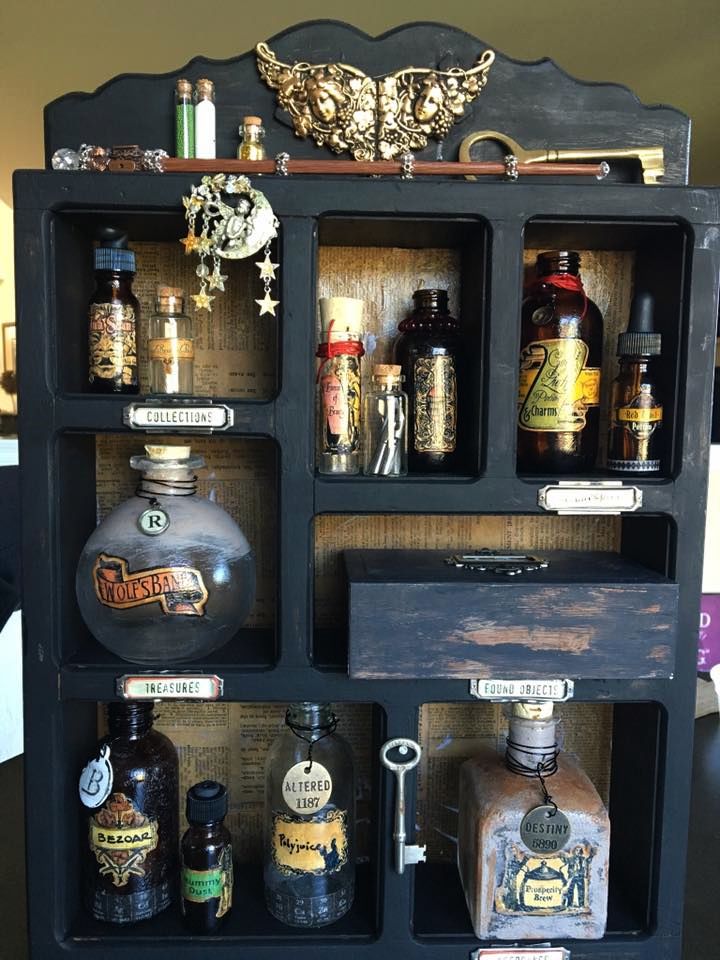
[237,116,266,161]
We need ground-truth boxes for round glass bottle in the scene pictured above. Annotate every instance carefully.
[79,701,179,924]
[148,286,194,395]
[264,702,355,927]
[393,288,461,472]
[75,444,255,664]
[517,251,603,473]
[181,780,233,933]
[362,364,408,476]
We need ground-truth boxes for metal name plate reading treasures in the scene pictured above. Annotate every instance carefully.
[116,674,224,700]
[123,401,234,432]
[469,679,575,702]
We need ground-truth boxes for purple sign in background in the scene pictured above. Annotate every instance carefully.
[698,595,720,672]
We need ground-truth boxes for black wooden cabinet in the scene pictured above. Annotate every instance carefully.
[14,20,720,960]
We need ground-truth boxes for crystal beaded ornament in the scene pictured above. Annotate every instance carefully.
[76,445,255,663]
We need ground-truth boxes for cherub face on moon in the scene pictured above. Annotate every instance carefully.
[213,190,277,260]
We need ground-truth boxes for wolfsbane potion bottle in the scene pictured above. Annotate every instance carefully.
[75,444,255,664]
[458,701,610,940]
[607,291,663,473]
[88,227,139,394]
[393,288,461,473]
[264,702,355,927]
[517,251,603,473]
[79,701,179,924]
[181,780,233,933]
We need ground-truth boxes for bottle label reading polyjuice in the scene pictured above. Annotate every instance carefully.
[271,809,348,876]
[413,356,457,453]
[518,338,600,433]
[89,792,159,887]
[92,553,208,616]
[89,302,137,385]
[495,841,596,917]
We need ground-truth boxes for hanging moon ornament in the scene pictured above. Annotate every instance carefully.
[211,184,278,260]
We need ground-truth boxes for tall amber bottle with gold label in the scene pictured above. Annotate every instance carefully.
[517,252,603,473]
[264,702,355,927]
[458,701,610,940]
[394,289,461,473]
[78,702,179,924]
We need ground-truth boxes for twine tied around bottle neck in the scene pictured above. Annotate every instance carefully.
[536,272,588,321]
[505,735,560,816]
[285,709,338,773]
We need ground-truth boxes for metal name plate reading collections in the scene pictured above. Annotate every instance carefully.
[123,401,233,432]
[471,948,570,960]
[537,480,642,515]
[116,674,224,700]
[469,679,575,702]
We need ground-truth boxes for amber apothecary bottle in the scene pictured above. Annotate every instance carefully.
[517,252,603,473]
[264,702,355,927]
[607,292,663,473]
[88,228,139,394]
[393,288,461,472]
[79,701,179,924]
[181,780,233,933]
[458,701,610,940]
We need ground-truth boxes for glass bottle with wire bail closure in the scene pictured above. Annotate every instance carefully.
[264,702,356,927]
[517,251,603,473]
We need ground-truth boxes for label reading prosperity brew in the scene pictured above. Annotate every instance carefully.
[413,356,457,453]
[320,356,361,455]
[89,792,159,887]
[89,302,137,385]
[93,553,208,616]
[182,845,233,918]
[283,761,332,813]
[271,809,348,876]
[495,841,596,917]
[518,339,600,433]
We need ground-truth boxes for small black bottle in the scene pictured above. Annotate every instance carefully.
[181,780,233,932]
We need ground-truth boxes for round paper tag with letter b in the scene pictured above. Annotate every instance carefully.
[79,744,113,808]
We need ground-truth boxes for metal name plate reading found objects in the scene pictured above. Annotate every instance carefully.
[123,401,233,432]
[537,480,642,515]
[469,679,575,702]
[446,551,549,576]
[116,675,224,700]
[471,949,570,960]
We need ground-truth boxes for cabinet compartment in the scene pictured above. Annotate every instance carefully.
[413,701,659,941]
[51,210,279,399]
[519,219,689,479]
[57,432,278,670]
[317,217,488,477]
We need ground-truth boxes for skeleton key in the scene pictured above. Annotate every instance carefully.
[380,737,426,874]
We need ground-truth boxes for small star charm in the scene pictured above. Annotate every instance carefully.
[208,271,228,292]
[255,290,280,316]
[192,288,215,311]
[183,194,203,212]
[255,254,279,280]
[180,233,198,254]
[196,235,213,254]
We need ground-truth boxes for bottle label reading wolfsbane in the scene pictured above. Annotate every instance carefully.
[182,846,233,918]
[495,841,596,917]
[283,761,333,813]
[89,302,137,385]
[92,554,209,616]
[320,356,361,454]
[89,792,159,887]
[148,338,195,365]
[413,356,457,453]
[518,339,600,432]
[271,809,348,876]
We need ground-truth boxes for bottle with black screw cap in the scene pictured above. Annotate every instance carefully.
[181,780,233,932]
[607,291,663,473]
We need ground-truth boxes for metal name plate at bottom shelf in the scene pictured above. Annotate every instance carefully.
[538,480,642,515]
[471,948,570,960]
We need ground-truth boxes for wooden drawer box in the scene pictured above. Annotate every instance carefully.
[345,549,678,680]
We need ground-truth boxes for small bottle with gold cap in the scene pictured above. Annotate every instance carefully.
[175,78,195,158]
[363,364,408,476]
[237,116,266,161]
[194,78,216,159]
[148,286,194,395]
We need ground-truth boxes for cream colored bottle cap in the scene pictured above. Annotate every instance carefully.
[145,444,191,461]
[319,297,364,341]
[512,700,554,720]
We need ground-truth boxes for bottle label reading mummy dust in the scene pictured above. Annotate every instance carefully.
[182,846,233,918]
[89,792,159,887]
[320,356,361,454]
[518,339,600,433]
[89,302,137,385]
[271,809,348,876]
[413,356,457,453]
[92,553,208,616]
[283,761,332,813]
[495,841,596,917]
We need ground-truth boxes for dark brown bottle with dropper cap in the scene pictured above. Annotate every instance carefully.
[181,780,233,932]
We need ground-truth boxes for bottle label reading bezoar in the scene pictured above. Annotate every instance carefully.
[413,356,457,453]
[182,845,233,918]
[89,792,159,887]
[89,302,137,385]
[320,356,361,454]
[271,809,348,876]
[495,840,596,917]
[518,339,600,433]
[92,553,209,616]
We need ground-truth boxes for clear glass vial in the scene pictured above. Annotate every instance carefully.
[237,115,266,160]
[148,286,194,395]
[362,364,408,476]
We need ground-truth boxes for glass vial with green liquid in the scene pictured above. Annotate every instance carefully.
[175,78,194,158]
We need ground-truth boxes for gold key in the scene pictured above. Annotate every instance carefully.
[459,130,664,184]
